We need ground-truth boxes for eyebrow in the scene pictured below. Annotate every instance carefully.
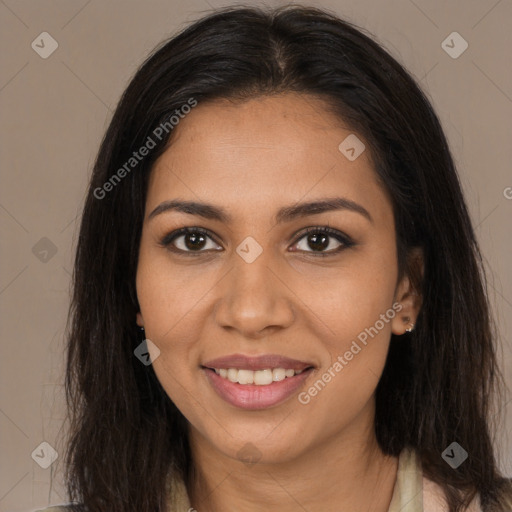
[148,197,373,224]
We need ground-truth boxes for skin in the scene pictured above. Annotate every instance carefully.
[136,92,422,512]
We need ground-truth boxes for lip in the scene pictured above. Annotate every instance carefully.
[203,368,314,410]
[201,353,315,410]
[202,353,314,371]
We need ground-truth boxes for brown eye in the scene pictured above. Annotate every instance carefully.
[161,227,222,254]
[181,232,208,251]
[290,227,354,256]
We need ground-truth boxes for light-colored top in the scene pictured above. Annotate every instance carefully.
[34,447,483,511]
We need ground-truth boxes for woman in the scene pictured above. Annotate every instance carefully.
[38,4,511,512]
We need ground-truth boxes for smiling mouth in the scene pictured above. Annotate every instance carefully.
[203,366,314,385]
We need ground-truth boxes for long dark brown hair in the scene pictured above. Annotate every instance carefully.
[63,4,511,511]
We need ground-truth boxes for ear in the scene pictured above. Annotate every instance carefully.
[136,312,144,327]
[391,247,423,336]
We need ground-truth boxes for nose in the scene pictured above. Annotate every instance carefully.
[213,254,295,339]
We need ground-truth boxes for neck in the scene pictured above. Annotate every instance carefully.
[187,404,399,512]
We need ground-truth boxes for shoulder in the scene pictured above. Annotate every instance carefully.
[423,477,481,511]
[423,466,512,512]
[396,447,481,511]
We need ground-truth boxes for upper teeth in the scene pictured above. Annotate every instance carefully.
[213,368,304,385]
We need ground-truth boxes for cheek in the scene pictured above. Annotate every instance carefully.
[297,299,396,430]
[136,239,216,338]
[135,243,215,413]
[151,354,216,448]
[294,242,398,406]
[292,243,398,353]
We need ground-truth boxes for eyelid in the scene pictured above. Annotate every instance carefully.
[159,225,355,256]
[290,225,354,255]
[159,227,222,254]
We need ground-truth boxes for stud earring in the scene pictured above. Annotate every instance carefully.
[403,316,415,333]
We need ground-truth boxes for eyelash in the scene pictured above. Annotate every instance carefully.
[159,225,355,258]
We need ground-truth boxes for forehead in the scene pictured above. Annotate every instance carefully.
[147,93,391,223]
[159,93,364,163]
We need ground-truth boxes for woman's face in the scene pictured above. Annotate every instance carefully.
[136,93,413,464]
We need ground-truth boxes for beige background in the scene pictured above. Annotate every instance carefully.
[0,0,511,510]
